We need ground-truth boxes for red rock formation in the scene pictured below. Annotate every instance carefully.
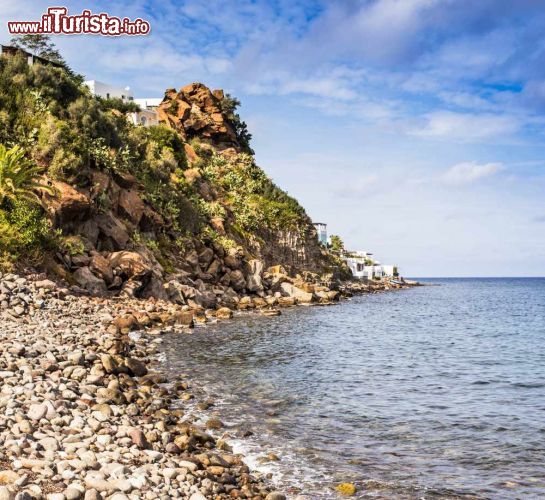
[157,83,239,151]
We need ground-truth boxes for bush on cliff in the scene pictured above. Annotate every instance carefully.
[219,94,254,155]
[200,152,307,233]
[0,144,54,269]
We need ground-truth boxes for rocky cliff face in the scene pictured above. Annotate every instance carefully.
[157,84,239,151]
[40,82,330,306]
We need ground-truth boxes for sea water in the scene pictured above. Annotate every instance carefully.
[161,278,545,499]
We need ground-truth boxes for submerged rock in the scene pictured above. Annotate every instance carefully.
[336,483,357,496]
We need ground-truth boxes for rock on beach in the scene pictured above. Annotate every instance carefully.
[0,273,280,500]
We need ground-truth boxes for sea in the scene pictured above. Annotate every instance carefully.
[160,278,545,499]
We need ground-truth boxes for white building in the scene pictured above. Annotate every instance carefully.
[84,80,134,101]
[345,251,372,279]
[313,222,328,246]
[128,108,159,127]
[381,265,396,277]
[84,81,161,128]
[129,98,162,127]
[134,98,163,110]
[344,250,397,280]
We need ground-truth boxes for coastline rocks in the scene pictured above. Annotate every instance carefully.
[44,181,93,229]
[265,493,287,500]
[73,267,107,296]
[245,259,264,293]
[229,270,247,291]
[215,307,233,319]
[0,275,280,499]
[280,283,314,304]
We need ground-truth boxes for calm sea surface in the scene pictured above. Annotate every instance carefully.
[161,278,545,499]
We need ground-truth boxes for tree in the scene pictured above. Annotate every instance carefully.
[10,34,65,65]
[329,234,344,253]
[10,34,82,82]
[0,144,52,208]
[220,94,254,155]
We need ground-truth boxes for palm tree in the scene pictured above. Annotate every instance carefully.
[0,144,53,207]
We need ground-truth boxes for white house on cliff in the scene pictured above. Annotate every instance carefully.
[84,80,160,127]
[344,251,397,280]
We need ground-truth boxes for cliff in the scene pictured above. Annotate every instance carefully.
[0,54,336,308]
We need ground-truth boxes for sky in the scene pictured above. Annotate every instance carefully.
[1,0,545,276]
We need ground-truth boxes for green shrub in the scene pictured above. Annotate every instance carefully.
[219,94,254,154]
[0,144,52,206]
[200,152,307,233]
[97,97,140,114]
[148,125,186,167]
[0,199,53,269]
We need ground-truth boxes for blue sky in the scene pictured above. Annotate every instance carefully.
[2,0,545,276]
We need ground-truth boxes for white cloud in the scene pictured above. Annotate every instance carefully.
[410,111,519,141]
[442,161,504,186]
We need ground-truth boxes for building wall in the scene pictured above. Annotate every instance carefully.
[382,265,396,277]
[134,98,163,109]
[128,109,159,127]
[313,223,328,245]
[85,80,134,101]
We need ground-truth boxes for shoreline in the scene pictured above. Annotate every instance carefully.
[0,271,416,500]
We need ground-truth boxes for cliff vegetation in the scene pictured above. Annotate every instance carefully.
[0,49,341,305]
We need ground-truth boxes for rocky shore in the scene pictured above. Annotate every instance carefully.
[0,271,413,500]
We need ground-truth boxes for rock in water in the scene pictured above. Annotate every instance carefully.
[336,483,357,496]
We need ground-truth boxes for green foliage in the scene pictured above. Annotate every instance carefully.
[10,34,82,82]
[0,198,53,269]
[329,235,344,253]
[96,97,140,114]
[220,94,254,155]
[58,235,85,256]
[0,45,322,272]
[10,34,65,65]
[147,125,187,167]
[200,152,307,233]
[0,144,52,207]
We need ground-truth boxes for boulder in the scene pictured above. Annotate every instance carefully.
[224,247,242,269]
[44,181,93,229]
[73,267,107,296]
[89,254,114,284]
[185,250,199,268]
[109,251,151,280]
[172,311,194,328]
[215,307,233,319]
[196,290,217,309]
[245,259,264,292]
[278,296,296,307]
[207,259,222,276]
[79,219,100,246]
[117,189,145,225]
[280,282,314,303]
[229,270,246,291]
[113,314,139,332]
[158,83,239,149]
[139,206,164,232]
[165,281,187,305]
[124,357,148,377]
[96,213,130,250]
[128,428,149,449]
[267,265,287,275]
[198,247,214,267]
